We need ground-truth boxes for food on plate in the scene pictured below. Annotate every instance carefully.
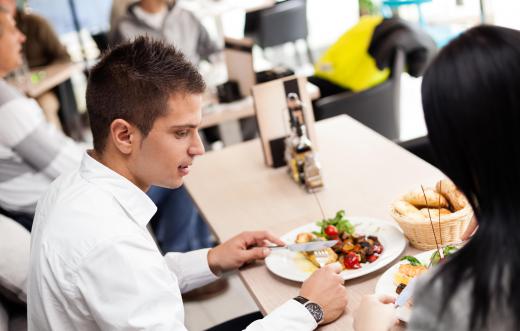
[394,179,469,222]
[394,246,458,294]
[295,210,384,270]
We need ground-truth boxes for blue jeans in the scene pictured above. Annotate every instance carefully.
[147,185,212,253]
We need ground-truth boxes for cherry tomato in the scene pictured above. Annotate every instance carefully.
[344,252,361,269]
[367,254,379,263]
[324,225,339,237]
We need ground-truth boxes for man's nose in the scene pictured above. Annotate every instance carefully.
[189,131,205,156]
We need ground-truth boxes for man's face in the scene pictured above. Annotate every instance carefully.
[0,12,25,77]
[130,93,205,190]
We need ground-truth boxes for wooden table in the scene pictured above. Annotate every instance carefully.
[14,62,79,98]
[185,115,443,330]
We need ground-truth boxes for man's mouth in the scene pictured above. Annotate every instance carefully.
[178,163,192,176]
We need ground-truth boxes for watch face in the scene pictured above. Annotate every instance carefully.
[305,302,324,323]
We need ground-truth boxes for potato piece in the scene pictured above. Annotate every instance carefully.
[394,264,427,285]
[403,188,449,208]
[307,248,338,267]
[295,232,315,243]
[419,208,452,219]
[435,179,468,211]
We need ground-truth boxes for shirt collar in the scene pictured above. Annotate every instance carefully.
[79,151,157,227]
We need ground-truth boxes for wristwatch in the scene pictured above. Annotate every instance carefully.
[293,295,324,324]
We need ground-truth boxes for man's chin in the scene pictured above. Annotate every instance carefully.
[154,178,184,190]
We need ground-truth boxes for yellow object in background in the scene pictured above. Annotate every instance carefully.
[314,16,390,92]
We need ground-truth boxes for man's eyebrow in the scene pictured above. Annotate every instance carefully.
[169,121,202,129]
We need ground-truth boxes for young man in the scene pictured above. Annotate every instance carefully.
[0,2,210,254]
[26,33,348,330]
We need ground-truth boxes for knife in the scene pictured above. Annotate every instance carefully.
[268,240,338,252]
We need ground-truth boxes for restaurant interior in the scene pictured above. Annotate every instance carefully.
[1,0,519,330]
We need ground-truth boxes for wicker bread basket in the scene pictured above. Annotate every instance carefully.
[390,185,474,250]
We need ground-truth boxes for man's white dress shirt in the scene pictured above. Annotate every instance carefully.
[28,152,316,330]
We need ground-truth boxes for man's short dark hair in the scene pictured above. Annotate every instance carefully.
[86,36,206,152]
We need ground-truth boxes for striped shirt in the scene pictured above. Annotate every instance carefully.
[0,79,84,214]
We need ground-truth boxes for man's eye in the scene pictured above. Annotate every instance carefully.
[175,130,189,138]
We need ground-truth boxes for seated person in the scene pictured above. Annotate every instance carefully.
[27,33,349,330]
[0,0,71,131]
[354,25,520,331]
[110,0,223,146]
[0,5,210,253]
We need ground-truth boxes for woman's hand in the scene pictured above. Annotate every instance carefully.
[354,294,397,331]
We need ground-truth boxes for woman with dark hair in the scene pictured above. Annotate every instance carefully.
[354,25,520,331]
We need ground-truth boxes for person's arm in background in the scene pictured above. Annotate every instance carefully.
[192,12,222,63]
[0,93,84,180]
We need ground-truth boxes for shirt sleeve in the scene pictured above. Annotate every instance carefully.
[164,249,219,293]
[0,97,84,180]
[75,234,188,331]
[244,299,317,331]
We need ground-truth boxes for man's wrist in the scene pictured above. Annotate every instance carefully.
[207,248,222,276]
[293,296,324,324]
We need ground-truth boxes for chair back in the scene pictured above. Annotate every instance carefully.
[246,0,308,48]
[314,49,405,141]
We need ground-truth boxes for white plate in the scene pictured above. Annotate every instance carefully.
[265,216,407,282]
[374,250,433,297]
[374,250,434,323]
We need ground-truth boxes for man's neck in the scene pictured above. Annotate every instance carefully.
[139,1,167,14]
[90,150,150,192]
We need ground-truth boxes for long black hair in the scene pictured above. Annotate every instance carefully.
[422,25,520,330]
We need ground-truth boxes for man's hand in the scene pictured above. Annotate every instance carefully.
[354,294,397,331]
[207,231,285,275]
[299,263,348,324]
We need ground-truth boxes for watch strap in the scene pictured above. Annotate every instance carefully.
[293,296,324,324]
[293,295,309,305]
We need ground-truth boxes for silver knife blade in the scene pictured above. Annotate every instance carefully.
[270,240,338,252]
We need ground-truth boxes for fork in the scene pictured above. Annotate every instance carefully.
[314,249,330,267]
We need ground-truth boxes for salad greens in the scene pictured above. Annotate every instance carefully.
[430,245,458,266]
[400,256,424,266]
[313,210,354,237]
[401,245,459,268]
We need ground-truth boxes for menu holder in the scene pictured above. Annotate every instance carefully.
[252,76,318,167]
[224,37,256,98]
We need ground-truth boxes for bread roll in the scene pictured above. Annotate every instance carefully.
[403,188,449,208]
[435,179,468,211]
[394,200,421,216]
[419,208,452,219]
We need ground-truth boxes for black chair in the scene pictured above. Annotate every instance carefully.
[313,49,405,141]
[244,0,313,64]
[399,134,438,167]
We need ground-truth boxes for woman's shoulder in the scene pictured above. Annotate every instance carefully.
[408,267,472,331]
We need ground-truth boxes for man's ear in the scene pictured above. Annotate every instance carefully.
[109,119,138,155]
